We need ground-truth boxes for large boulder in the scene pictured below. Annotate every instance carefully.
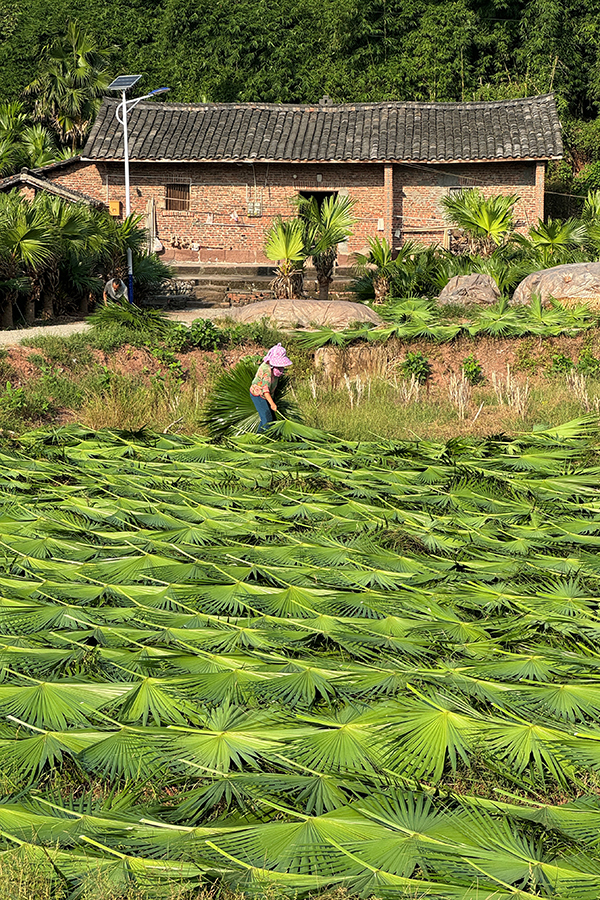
[438,273,500,305]
[231,299,382,329]
[513,262,600,308]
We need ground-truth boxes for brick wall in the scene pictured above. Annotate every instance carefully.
[48,158,545,262]
[393,161,542,248]
[4,184,36,202]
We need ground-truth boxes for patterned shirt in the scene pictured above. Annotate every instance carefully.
[250,362,279,397]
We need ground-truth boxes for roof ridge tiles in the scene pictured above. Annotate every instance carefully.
[99,93,557,112]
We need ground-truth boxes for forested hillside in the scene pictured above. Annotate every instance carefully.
[3,0,600,183]
[3,0,599,112]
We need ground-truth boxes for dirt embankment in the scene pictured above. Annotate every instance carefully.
[5,333,598,394]
[314,333,596,388]
[3,342,267,390]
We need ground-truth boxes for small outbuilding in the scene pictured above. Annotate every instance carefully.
[0,166,104,207]
[43,94,562,264]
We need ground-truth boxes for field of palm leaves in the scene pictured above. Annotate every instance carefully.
[2,418,600,898]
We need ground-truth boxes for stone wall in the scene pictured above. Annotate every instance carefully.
[47,157,545,263]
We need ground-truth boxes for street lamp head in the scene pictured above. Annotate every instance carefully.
[107,74,143,92]
[147,87,170,97]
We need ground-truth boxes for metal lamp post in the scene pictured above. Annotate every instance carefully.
[107,76,170,304]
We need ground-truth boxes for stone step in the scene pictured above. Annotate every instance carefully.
[172,263,356,281]
[186,277,355,294]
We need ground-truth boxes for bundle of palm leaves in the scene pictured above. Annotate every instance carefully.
[2,420,600,897]
[200,358,301,439]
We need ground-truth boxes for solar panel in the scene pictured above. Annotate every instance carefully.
[107,75,143,91]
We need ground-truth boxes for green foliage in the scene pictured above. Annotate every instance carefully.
[0,101,66,175]
[297,193,356,300]
[188,318,227,351]
[0,422,600,895]
[462,353,484,385]
[551,351,574,374]
[0,192,161,326]
[264,217,306,299]
[301,297,599,348]
[401,350,432,384]
[87,300,171,339]
[442,189,518,253]
[0,380,24,410]
[514,217,589,267]
[21,332,94,368]
[577,348,600,376]
[574,161,600,194]
[24,21,111,150]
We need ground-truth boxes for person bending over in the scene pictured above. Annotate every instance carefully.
[103,276,128,306]
[249,343,292,433]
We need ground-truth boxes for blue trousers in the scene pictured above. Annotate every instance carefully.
[250,393,274,433]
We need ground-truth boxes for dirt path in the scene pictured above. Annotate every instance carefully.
[0,308,224,347]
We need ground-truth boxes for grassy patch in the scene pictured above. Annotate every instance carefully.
[296,372,595,441]
[20,332,95,369]
[76,375,210,432]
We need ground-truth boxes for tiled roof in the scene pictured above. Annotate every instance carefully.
[82,95,562,164]
[0,169,103,206]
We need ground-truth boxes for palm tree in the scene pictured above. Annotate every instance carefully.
[0,193,53,327]
[297,193,356,300]
[96,212,149,282]
[582,190,600,221]
[514,218,588,267]
[441,189,518,256]
[264,218,306,299]
[352,236,396,303]
[352,236,426,302]
[0,101,65,175]
[29,194,107,320]
[19,125,61,169]
[24,21,111,150]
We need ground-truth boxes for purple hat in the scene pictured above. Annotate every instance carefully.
[263,343,292,368]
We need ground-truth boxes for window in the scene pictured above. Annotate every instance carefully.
[166,183,190,211]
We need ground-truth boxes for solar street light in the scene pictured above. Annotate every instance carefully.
[107,76,170,303]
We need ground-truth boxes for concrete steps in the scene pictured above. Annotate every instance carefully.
[172,263,356,305]
[164,262,357,309]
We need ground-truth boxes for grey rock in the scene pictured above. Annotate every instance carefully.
[438,273,500,305]
[231,299,382,329]
[513,262,600,308]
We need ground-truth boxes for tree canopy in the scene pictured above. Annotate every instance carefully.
[2,0,600,119]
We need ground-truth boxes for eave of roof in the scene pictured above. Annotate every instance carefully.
[32,156,82,175]
[83,155,562,165]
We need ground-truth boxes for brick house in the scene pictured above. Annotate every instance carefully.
[42,94,562,265]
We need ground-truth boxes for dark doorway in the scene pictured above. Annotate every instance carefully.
[298,190,338,208]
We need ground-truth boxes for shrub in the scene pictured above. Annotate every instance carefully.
[462,353,484,385]
[162,323,191,352]
[577,349,600,377]
[188,318,227,351]
[401,351,432,384]
[551,351,574,374]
